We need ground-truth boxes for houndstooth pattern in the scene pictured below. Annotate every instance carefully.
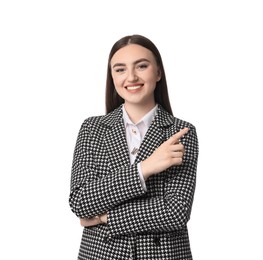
[69,105,199,259]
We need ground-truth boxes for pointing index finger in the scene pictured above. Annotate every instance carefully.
[170,127,189,144]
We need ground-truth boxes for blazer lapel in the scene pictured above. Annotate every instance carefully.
[134,121,164,164]
[135,105,175,164]
[103,107,130,171]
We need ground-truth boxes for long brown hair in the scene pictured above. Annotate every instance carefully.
[105,34,173,115]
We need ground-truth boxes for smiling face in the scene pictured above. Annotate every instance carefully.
[110,44,161,110]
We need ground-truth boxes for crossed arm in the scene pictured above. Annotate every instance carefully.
[78,127,190,228]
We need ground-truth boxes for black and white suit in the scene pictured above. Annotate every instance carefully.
[69,104,199,259]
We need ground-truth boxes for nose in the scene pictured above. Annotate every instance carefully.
[127,69,138,82]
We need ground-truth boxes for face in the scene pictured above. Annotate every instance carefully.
[110,44,161,108]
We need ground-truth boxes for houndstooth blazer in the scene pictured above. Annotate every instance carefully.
[69,104,199,260]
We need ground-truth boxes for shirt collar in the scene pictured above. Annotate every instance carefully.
[122,104,158,128]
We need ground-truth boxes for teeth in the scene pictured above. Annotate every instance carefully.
[127,85,141,90]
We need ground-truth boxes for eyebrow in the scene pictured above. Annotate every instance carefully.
[112,58,150,69]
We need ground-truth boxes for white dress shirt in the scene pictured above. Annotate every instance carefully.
[122,104,158,191]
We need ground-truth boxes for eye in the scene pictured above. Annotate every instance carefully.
[137,63,148,70]
[114,67,126,73]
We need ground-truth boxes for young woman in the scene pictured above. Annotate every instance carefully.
[69,34,199,259]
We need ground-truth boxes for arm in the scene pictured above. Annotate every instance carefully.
[69,119,147,219]
[107,125,198,237]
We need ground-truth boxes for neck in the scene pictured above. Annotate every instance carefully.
[124,102,156,124]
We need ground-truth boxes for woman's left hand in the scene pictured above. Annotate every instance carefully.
[80,213,108,227]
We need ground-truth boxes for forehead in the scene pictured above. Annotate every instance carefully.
[111,44,156,65]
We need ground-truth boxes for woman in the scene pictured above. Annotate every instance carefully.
[69,34,199,259]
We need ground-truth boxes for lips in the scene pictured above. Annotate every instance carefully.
[126,84,143,91]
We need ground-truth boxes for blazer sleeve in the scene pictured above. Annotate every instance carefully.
[107,124,199,237]
[69,118,147,219]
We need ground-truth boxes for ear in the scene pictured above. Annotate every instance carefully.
[156,68,162,82]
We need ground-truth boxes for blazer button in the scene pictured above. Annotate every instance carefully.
[153,237,161,246]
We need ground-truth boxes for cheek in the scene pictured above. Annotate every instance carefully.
[111,76,118,87]
[112,78,124,97]
[114,82,125,99]
[113,76,127,92]
[146,75,160,85]
[113,79,121,90]
[145,69,160,83]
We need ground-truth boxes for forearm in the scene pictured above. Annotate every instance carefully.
[69,164,147,218]
[107,194,191,237]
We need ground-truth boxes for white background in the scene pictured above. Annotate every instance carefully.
[0,0,262,259]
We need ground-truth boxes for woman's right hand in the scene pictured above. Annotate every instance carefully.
[141,127,189,180]
[80,213,107,227]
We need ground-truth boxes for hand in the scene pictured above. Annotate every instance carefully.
[141,127,189,180]
[80,213,108,227]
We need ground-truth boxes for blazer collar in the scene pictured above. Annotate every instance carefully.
[101,104,175,129]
